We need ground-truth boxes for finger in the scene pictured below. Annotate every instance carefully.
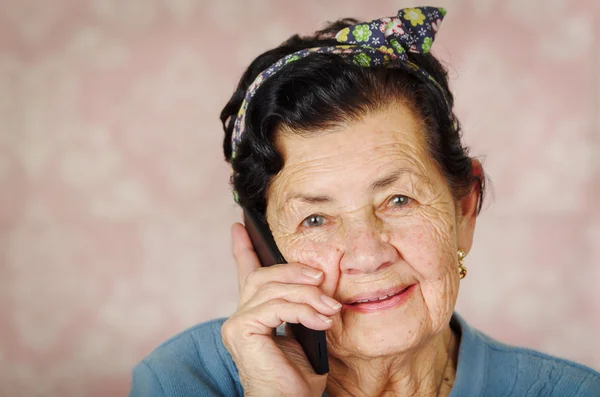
[232,300,333,338]
[231,222,262,292]
[241,282,342,316]
[241,263,324,303]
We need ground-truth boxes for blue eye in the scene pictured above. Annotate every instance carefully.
[389,195,411,207]
[302,214,325,228]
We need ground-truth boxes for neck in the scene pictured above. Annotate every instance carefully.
[326,325,459,397]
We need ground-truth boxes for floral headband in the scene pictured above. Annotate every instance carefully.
[231,6,447,201]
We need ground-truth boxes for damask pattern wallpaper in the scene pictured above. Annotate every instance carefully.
[0,0,598,395]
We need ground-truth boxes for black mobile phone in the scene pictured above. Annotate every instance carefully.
[243,208,329,375]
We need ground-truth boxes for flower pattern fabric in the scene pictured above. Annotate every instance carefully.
[354,53,372,67]
[337,27,350,42]
[353,25,372,42]
[230,6,447,172]
[403,8,427,26]
[422,37,433,52]
[380,17,405,37]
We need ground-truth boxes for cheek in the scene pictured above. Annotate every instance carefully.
[395,213,459,310]
[387,213,457,279]
[280,237,343,296]
[389,216,459,318]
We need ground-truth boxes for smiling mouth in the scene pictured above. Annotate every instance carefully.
[344,284,415,312]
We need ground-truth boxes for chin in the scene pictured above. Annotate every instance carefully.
[329,299,433,358]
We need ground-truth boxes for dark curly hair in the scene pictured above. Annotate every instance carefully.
[221,19,485,217]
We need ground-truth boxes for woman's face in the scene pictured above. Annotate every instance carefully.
[266,102,477,359]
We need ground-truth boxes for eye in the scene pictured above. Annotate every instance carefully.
[302,214,326,228]
[388,195,412,207]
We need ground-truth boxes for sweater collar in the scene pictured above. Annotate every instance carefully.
[448,312,487,397]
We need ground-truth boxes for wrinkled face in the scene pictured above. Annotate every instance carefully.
[266,102,476,359]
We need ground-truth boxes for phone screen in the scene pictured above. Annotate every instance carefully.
[243,209,329,375]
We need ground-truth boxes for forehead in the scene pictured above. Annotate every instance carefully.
[273,103,431,177]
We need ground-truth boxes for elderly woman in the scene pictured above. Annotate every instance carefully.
[130,7,600,397]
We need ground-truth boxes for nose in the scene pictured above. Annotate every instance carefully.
[339,215,399,275]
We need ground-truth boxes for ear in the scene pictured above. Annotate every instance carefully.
[456,159,482,254]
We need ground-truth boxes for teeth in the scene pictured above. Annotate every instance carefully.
[354,292,398,304]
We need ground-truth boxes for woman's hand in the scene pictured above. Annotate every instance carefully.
[221,223,340,397]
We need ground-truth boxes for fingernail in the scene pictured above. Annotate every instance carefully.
[301,267,323,279]
[321,295,342,310]
[315,313,332,324]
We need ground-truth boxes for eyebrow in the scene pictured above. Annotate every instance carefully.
[283,193,333,206]
[369,170,407,191]
[282,168,416,209]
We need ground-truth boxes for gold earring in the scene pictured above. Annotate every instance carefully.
[457,249,467,279]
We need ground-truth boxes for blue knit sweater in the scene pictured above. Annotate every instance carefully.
[129,313,600,396]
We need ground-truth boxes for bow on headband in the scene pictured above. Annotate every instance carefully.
[231,6,447,192]
[335,6,446,60]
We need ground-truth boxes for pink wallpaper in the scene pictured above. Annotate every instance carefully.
[1,0,598,396]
